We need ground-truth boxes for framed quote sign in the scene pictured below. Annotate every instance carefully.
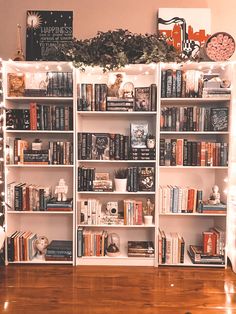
[26,10,73,61]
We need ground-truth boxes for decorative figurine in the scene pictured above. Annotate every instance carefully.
[107,73,123,98]
[143,198,154,225]
[208,185,221,205]
[55,179,68,202]
[34,236,49,258]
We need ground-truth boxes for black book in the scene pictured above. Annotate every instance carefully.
[161,70,167,98]
[210,107,228,131]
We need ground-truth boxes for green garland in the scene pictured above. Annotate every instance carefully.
[47,29,182,71]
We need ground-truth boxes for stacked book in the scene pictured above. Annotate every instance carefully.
[202,87,231,98]
[188,245,225,264]
[130,148,156,160]
[128,241,154,258]
[106,97,134,111]
[45,240,73,261]
[46,198,73,212]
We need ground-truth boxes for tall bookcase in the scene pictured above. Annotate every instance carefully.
[2,60,235,269]
[3,61,76,265]
[75,65,159,266]
[158,62,231,268]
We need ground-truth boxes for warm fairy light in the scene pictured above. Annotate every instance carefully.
[224,177,228,183]
[45,65,49,71]
[145,71,149,75]
[1,192,4,196]
[57,65,62,71]
[35,64,40,69]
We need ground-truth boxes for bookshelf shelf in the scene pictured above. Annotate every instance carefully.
[160,166,228,169]
[77,111,157,116]
[8,260,73,265]
[160,131,229,135]
[77,256,155,266]
[5,130,74,134]
[77,160,156,164]
[7,211,73,215]
[161,97,230,103]
[159,253,226,268]
[5,96,73,102]
[6,164,74,168]
[77,191,156,195]
[159,213,227,217]
[78,224,155,228]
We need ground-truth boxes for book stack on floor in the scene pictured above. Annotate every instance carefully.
[45,240,73,261]
[127,241,154,258]
[46,198,73,212]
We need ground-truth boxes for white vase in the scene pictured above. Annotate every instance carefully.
[144,215,153,225]
[114,178,127,192]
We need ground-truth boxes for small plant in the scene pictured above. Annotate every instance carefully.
[114,168,128,179]
[147,134,155,139]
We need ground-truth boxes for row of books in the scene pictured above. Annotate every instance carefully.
[7,230,37,261]
[78,132,156,160]
[79,199,102,225]
[159,139,228,167]
[202,87,231,99]
[159,185,227,214]
[8,72,73,97]
[77,228,108,257]
[158,229,185,264]
[161,69,203,98]
[77,83,157,111]
[7,181,73,212]
[128,241,154,258]
[160,106,228,132]
[46,72,73,97]
[78,132,129,160]
[6,104,73,131]
[7,138,73,165]
[77,166,155,192]
[45,240,73,261]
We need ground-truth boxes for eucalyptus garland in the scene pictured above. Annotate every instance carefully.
[47,29,182,71]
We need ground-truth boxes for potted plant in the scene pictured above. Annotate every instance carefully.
[146,134,156,149]
[114,168,128,192]
[143,198,154,225]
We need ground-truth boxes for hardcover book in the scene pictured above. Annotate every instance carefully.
[91,133,110,160]
[210,107,228,131]
[138,167,155,191]
[134,87,151,111]
[130,123,148,148]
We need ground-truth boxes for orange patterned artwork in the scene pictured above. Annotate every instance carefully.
[157,8,211,58]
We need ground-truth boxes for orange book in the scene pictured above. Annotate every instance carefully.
[176,139,183,166]
[30,102,37,130]
[200,142,206,166]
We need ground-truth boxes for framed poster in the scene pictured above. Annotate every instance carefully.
[26,10,73,61]
[157,8,211,58]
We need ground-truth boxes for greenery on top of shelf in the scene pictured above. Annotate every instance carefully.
[47,29,182,71]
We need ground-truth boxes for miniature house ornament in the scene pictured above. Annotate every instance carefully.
[55,179,68,202]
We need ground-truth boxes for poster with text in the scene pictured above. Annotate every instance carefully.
[157,8,211,58]
[26,10,73,61]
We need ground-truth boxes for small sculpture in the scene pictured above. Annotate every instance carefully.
[107,73,123,98]
[144,198,155,216]
[55,179,68,202]
[208,185,221,205]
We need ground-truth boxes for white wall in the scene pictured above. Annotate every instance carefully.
[0,0,235,60]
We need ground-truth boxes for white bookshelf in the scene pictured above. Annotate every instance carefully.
[158,61,231,269]
[3,61,76,265]
[2,60,234,270]
[75,64,159,267]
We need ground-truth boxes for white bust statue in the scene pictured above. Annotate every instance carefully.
[208,185,221,205]
[55,179,68,202]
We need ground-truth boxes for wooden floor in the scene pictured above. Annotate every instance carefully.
[0,265,236,314]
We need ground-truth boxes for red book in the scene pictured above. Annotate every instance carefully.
[203,231,216,255]
[30,102,37,130]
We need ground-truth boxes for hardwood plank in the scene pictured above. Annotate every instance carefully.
[0,265,236,313]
